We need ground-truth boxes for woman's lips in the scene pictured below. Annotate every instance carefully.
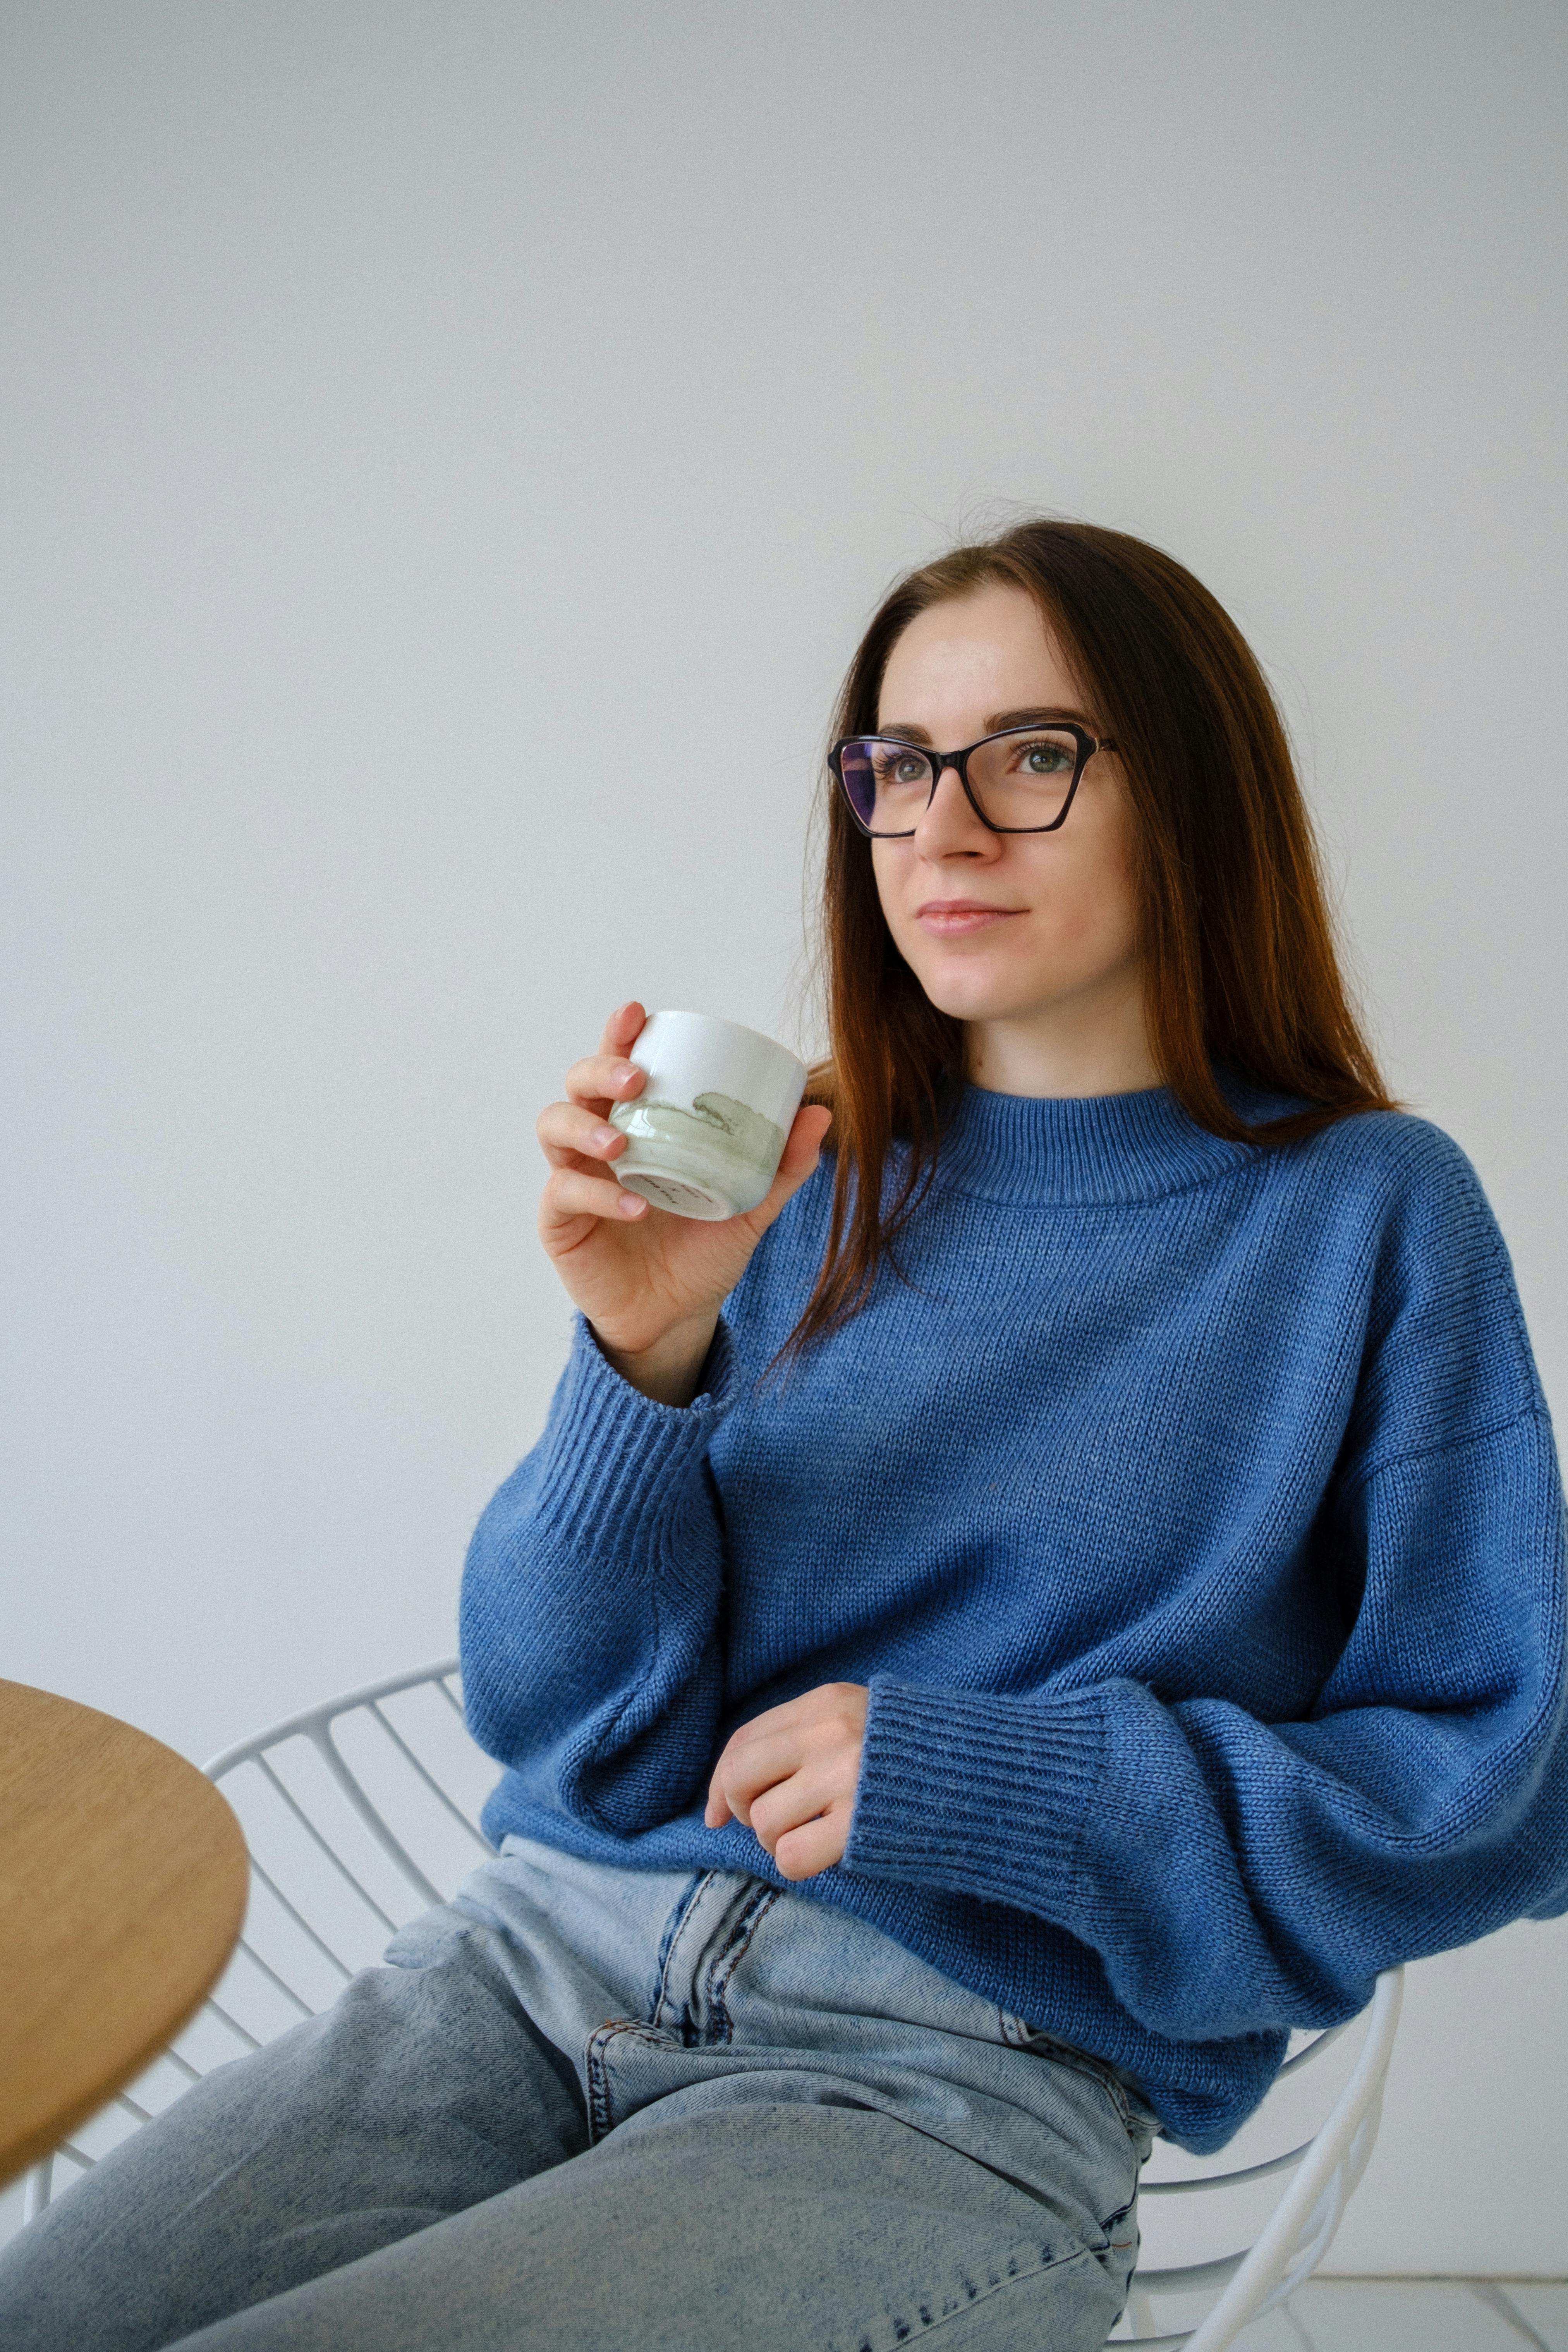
[914,900,1024,937]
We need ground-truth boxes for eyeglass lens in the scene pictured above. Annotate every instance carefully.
[839,727,1081,833]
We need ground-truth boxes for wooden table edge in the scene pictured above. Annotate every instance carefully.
[0,1684,252,2194]
[0,1901,247,2190]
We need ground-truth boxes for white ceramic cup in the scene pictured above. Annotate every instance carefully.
[607,1011,809,1220]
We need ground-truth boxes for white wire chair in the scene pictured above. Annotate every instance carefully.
[19,1660,1403,2352]
[1112,1966,1402,2349]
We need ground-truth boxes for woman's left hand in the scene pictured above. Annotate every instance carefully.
[704,1683,870,1881]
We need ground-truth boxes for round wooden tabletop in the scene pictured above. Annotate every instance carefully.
[0,1680,249,2189]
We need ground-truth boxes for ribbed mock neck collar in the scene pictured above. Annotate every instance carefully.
[933,1078,1276,1208]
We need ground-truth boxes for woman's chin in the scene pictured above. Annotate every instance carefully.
[920,988,1029,1029]
[902,955,1037,1028]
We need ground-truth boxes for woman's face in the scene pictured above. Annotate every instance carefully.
[871,583,1147,1077]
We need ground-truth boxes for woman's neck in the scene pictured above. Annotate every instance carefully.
[963,975,1159,1100]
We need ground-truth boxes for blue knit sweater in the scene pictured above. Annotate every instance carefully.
[459,1082,1568,2151]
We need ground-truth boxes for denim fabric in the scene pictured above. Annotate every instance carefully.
[0,1835,1156,2351]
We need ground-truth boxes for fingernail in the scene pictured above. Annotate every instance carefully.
[594,1125,618,1149]
[618,1192,646,1216]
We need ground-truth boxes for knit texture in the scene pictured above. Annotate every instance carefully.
[459,1081,1568,2150]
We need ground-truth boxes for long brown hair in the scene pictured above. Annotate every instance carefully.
[790,518,1395,1352]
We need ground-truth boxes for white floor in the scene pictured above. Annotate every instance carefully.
[1223,2280,1568,2351]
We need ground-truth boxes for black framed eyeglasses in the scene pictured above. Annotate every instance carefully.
[830,721,1116,837]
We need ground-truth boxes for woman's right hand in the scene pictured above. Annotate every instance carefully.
[537,1002,832,1405]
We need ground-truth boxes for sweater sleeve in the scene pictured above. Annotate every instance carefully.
[458,1313,740,1837]
[843,1131,1568,2043]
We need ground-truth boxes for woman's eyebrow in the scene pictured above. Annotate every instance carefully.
[873,706,1092,742]
[987,704,1091,731]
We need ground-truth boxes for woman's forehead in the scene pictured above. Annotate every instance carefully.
[877,587,1082,731]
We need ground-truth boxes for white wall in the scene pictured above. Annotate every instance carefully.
[3,0,1565,2274]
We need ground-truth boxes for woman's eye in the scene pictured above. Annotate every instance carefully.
[874,751,928,787]
[1018,740,1072,774]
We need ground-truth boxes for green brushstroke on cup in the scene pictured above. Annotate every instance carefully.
[608,1091,786,1209]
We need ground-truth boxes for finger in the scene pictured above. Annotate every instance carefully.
[705,1690,822,1801]
[709,1734,808,1827]
[743,1103,833,1231]
[706,1692,831,1824]
[771,1806,852,1882]
[563,1052,648,1113]
[718,1684,865,1754]
[749,1759,848,1848]
[703,1783,732,1828]
[539,1166,649,1237]
[779,1101,833,1179]
[537,1100,629,1170]
[712,1698,802,1760]
[598,1001,647,1057]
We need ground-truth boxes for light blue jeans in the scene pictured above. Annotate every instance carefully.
[0,1835,1157,2350]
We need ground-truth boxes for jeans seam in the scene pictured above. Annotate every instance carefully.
[1010,2026,1139,2132]
[584,2020,619,2145]
[1101,2194,1139,2249]
[832,2228,1128,2352]
[651,1871,716,2031]
[702,1884,780,2045]
[584,2019,671,2146]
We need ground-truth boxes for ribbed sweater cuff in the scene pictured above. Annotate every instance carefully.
[843,1677,1110,1919]
[529,1314,740,1585]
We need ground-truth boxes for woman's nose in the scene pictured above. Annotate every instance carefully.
[911,763,997,858]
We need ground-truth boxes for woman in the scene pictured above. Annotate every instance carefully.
[5,520,1565,2351]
